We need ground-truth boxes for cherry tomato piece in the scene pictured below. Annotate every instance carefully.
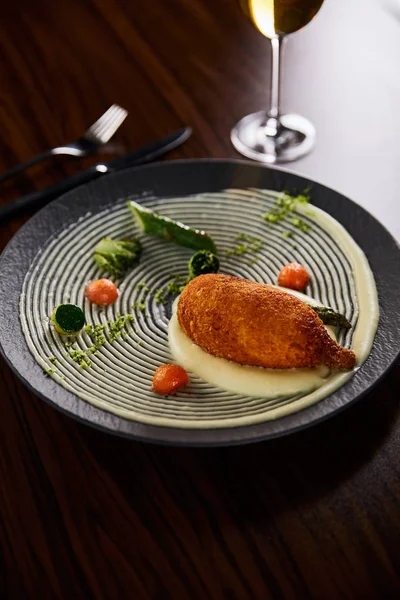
[85,279,119,305]
[277,263,310,291]
[152,364,189,395]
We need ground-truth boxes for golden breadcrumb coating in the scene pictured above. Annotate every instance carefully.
[177,274,356,370]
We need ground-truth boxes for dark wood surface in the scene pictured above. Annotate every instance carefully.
[1,0,399,598]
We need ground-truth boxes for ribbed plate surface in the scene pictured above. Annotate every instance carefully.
[19,188,359,428]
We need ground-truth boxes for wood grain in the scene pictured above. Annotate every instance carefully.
[0,0,399,598]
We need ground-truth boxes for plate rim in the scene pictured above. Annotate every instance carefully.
[1,158,400,446]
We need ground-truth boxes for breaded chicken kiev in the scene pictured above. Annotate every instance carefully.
[177,274,356,370]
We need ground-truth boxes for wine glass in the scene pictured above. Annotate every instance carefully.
[231,0,325,164]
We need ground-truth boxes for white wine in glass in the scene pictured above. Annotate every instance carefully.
[231,0,325,164]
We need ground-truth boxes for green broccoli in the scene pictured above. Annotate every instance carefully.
[93,237,142,277]
[188,250,220,280]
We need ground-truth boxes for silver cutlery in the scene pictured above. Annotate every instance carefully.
[0,104,128,184]
[0,127,192,220]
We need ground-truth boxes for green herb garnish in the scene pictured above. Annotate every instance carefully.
[63,313,136,370]
[262,191,311,231]
[291,217,311,233]
[227,244,247,256]
[154,288,168,305]
[226,233,264,260]
[132,300,146,312]
[107,314,135,342]
[166,275,187,295]
[84,323,107,350]
[69,349,92,369]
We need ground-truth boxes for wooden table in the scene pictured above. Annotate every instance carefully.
[1,1,399,598]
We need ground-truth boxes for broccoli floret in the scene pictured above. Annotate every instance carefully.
[93,237,141,277]
[188,250,220,280]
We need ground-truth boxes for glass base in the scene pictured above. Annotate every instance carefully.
[231,111,316,164]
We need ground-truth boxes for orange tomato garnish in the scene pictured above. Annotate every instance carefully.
[85,279,119,305]
[277,263,310,291]
[152,364,189,395]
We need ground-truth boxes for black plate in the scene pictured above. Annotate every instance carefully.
[1,159,399,446]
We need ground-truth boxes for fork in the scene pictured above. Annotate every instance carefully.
[0,104,128,184]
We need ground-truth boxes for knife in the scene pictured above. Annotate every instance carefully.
[0,127,192,221]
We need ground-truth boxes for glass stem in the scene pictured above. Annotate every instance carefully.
[266,36,284,135]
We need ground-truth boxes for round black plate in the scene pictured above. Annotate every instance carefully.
[1,159,399,446]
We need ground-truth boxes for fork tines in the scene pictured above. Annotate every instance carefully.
[85,104,128,144]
